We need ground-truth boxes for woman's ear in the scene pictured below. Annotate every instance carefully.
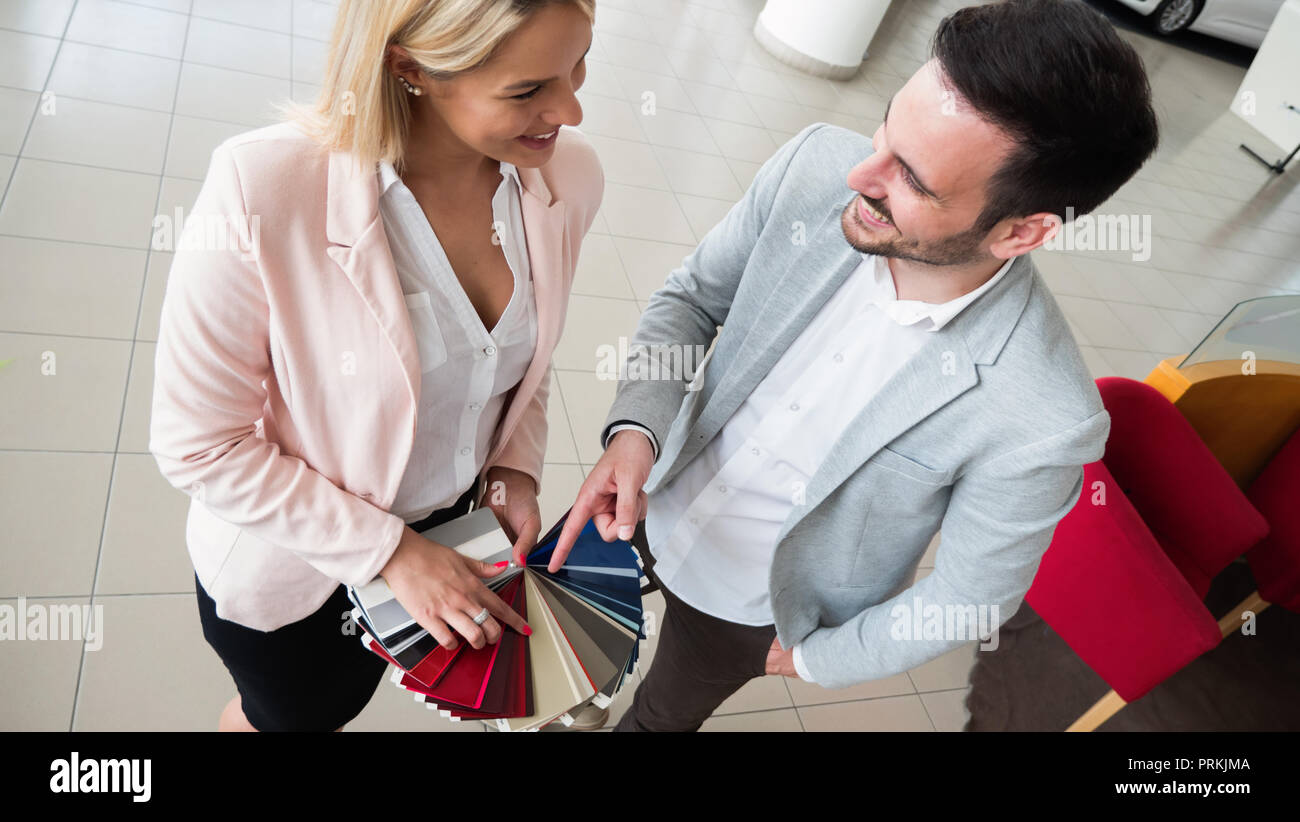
[386,45,428,96]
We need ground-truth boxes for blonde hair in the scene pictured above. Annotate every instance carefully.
[287,0,595,171]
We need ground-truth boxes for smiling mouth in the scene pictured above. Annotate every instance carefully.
[517,130,558,149]
[857,195,893,227]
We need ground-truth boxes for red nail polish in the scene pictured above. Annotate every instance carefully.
[522,625,533,636]
[494,560,509,568]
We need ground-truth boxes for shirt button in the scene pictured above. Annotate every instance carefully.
[469,402,481,411]
[460,447,470,456]
[690,517,699,525]
[483,345,496,357]
[789,402,800,411]
[717,485,727,493]
[833,353,844,363]
[751,447,760,456]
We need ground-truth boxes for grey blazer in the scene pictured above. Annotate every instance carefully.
[600,123,1109,689]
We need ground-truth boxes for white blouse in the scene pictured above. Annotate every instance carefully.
[377,160,538,523]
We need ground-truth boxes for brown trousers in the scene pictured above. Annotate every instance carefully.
[615,521,778,732]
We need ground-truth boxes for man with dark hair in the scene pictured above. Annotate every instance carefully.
[554,0,1159,731]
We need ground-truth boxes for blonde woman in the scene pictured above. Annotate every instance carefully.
[149,0,602,731]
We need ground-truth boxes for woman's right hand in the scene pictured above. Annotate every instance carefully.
[378,526,530,651]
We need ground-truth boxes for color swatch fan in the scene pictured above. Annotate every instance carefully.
[349,508,645,732]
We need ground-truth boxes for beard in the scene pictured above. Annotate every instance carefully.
[840,195,988,268]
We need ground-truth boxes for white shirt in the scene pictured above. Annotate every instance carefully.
[643,253,1015,681]
[378,160,538,523]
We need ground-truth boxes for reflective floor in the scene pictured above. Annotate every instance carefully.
[1,0,1296,731]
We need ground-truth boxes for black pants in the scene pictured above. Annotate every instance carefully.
[615,522,778,732]
[196,483,478,731]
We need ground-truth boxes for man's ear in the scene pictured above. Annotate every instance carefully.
[987,211,1060,259]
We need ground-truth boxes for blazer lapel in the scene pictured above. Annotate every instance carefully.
[485,165,566,464]
[776,254,1037,541]
[324,149,421,404]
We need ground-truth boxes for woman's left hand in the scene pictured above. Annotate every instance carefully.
[480,466,542,568]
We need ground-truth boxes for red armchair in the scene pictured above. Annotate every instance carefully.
[1025,377,1270,730]
[1246,426,1300,613]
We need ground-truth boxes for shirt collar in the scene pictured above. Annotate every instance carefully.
[377,159,523,198]
[866,254,1016,332]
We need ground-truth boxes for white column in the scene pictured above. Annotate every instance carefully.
[754,0,892,79]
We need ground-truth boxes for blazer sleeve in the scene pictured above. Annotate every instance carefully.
[149,142,406,588]
[600,123,830,451]
[797,409,1111,689]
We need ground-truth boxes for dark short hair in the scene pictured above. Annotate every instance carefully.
[931,0,1159,233]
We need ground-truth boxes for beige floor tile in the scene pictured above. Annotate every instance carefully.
[675,192,735,240]
[0,29,60,91]
[0,596,87,730]
[192,0,291,33]
[714,673,794,714]
[0,236,146,338]
[920,688,971,732]
[553,369,618,464]
[292,35,328,86]
[23,94,171,175]
[164,115,247,180]
[575,92,645,142]
[96,454,194,595]
[682,82,760,127]
[0,158,160,248]
[185,16,291,79]
[73,592,233,730]
[920,530,940,568]
[653,145,744,200]
[572,232,635,300]
[117,343,154,453]
[0,451,112,598]
[47,40,180,111]
[551,293,645,372]
[0,86,37,155]
[907,639,978,693]
[65,0,188,60]
[0,331,132,451]
[785,669,915,707]
[1095,347,1165,381]
[702,117,777,163]
[174,62,291,127]
[134,251,173,341]
[291,0,335,41]
[638,107,720,154]
[584,133,669,190]
[609,64,696,115]
[599,181,695,244]
[0,0,75,37]
[611,236,696,302]
[702,707,803,731]
[538,463,584,531]
[156,175,203,229]
[797,693,935,731]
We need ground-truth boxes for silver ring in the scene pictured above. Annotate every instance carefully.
[471,607,490,626]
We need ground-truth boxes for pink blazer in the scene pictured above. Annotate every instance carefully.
[150,122,603,631]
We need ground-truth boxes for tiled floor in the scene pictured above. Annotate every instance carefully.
[1,0,1297,732]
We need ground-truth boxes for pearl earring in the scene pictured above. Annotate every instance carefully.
[398,76,422,96]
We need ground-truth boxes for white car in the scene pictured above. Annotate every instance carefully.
[1113,0,1284,47]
